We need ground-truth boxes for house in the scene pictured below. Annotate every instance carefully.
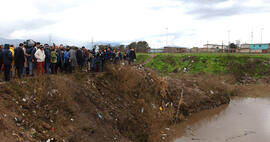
[149,48,164,53]
[190,47,199,53]
[250,44,269,50]
[164,46,187,53]
[203,44,225,49]
[240,44,250,49]
[250,43,270,53]
[198,48,217,53]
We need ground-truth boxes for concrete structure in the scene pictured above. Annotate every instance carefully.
[250,44,269,50]
[240,44,250,49]
[190,47,199,53]
[149,48,164,53]
[237,48,251,53]
[198,48,218,53]
[164,46,187,53]
[203,44,225,49]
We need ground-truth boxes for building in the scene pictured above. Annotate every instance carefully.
[203,44,225,49]
[250,44,269,50]
[149,48,164,53]
[198,48,218,53]
[164,46,187,53]
[239,44,250,49]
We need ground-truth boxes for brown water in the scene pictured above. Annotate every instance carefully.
[173,97,270,142]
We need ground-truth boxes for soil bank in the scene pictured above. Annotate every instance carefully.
[0,65,233,142]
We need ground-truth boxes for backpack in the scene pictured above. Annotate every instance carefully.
[26,47,33,55]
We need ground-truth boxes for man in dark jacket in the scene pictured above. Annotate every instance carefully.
[15,43,25,78]
[29,42,39,76]
[2,44,13,81]
[44,44,51,74]
[56,44,64,73]
[128,48,136,65]
[76,47,84,71]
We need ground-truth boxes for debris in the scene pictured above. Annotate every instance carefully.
[70,118,74,122]
[22,98,27,102]
[97,113,102,119]
[210,90,214,95]
[141,107,144,113]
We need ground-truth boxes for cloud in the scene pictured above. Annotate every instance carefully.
[0,19,56,38]
[181,0,270,19]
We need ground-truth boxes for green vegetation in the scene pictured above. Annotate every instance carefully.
[137,53,270,78]
[136,54,150,64]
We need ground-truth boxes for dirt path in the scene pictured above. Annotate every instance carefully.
[143,54,156,65]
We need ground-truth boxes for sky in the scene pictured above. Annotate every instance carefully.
[0,0,270,48]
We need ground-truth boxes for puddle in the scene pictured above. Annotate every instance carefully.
[173,97,270,142]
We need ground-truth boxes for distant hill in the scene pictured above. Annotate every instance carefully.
[0,37,122,48]
[0,38,24,46]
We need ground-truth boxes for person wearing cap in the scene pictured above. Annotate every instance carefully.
[14,43,25,78]
[2,44,13,81]
[34,45,46,75]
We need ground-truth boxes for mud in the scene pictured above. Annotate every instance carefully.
[0,65,234,142]
[173,97,270,142]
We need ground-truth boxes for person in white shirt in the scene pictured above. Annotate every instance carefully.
[34,46,46,75]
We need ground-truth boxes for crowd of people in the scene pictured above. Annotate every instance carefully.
[0,42,137,81]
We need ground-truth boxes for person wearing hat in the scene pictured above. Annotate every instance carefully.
[34,45,46,75]
[14,43,25,78]
[2,44,13,81]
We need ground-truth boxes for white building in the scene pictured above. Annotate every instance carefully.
[203,44,225,49]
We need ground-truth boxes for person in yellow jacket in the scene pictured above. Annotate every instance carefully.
[9,45,15,78]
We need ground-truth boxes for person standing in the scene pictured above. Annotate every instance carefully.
[34,46,45,75]
[64,48,72,73]
[2,44,13,81]
[76,47,84,71]
[14,43,25,78]
[29,42,39,76]
[22,44,30,76]
[50,48,58,74]
[69,47,77,71]
[56,44,64,72]
[44,44,51,74]
[9,45,15,78]
[128,48,136,65]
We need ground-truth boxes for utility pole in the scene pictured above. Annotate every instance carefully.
[261,28,264,43]
[166,27,168,47]
[228,30,231,46]
[91,37,94,49]
[251,29,254,44]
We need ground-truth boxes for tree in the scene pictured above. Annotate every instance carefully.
[127,41,150,53]
[229,43,237,49]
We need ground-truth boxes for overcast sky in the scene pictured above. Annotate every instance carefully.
[1,0,270,48]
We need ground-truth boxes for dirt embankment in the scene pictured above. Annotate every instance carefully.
[0,65,234,142]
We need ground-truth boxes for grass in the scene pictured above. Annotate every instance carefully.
[137,53,270,77]
[136,54,150,64]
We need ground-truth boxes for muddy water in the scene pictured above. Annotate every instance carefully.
[173,97,270,142]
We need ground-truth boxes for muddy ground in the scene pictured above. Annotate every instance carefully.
[0,64,260,142]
